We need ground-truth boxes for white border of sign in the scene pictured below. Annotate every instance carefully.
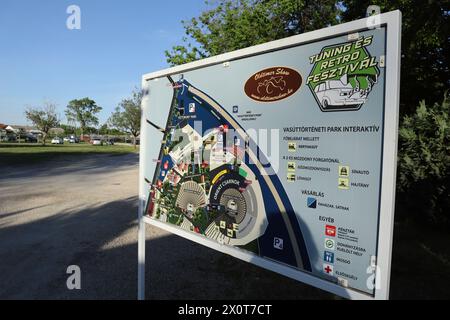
[138,10,401,300]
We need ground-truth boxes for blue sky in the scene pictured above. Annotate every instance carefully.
[0,0,208,125]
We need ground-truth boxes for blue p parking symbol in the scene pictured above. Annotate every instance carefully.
[273,237,284,250]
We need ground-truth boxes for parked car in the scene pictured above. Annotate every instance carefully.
[63,137,70,142]
[2,135,16,142]
[68,135,79,143]
[91,138,103,146]
[51,137,64,144]
[105,139,114,145]
[25,135,38,143]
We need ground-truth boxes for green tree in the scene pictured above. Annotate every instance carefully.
[65,98,102,139]
[165,0,340,65]
[341,0,450,115]
[99,123,109,135]
[109,89,142,148]
[24,102,59,145]
[60,124,76,135]
[397,93,450,225]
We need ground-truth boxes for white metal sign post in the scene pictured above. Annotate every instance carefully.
[138,11,401,300]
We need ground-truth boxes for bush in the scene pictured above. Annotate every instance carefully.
[397,92,450,225]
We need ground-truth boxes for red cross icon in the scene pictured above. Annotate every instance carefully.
[324,265,333,274]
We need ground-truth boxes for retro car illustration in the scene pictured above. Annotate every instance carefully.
[314,78,369,109]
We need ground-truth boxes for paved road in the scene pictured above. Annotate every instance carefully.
[0,153,332,299]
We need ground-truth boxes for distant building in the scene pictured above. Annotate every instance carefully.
[5,125,44,135]
[5,125,16,132]
[0,124,7,140]
[0,124,47,142]
[18,125,66,136]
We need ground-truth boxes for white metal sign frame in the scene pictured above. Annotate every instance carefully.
[138,10,401,300]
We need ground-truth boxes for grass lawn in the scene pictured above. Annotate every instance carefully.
[0,142,138,165]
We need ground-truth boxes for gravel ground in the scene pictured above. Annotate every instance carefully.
[1,153,448,300]
[0,153,334,300]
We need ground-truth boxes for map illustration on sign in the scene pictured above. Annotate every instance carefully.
[145,78,311,270]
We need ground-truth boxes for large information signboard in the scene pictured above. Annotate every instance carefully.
[138,11,401,300]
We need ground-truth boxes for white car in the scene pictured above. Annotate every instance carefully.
[51,137,64,144]
[314,79,367,109]
[91,138,103,146]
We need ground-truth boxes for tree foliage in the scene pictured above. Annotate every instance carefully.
[397,93,450,224]
[109,89,142,147]
[24,102,59,145]
[65,98,102,138]
[165,0,340,65]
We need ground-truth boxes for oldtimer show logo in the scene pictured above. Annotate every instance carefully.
[244,67,302,102]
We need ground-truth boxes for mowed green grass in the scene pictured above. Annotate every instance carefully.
[0,142,138,165]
